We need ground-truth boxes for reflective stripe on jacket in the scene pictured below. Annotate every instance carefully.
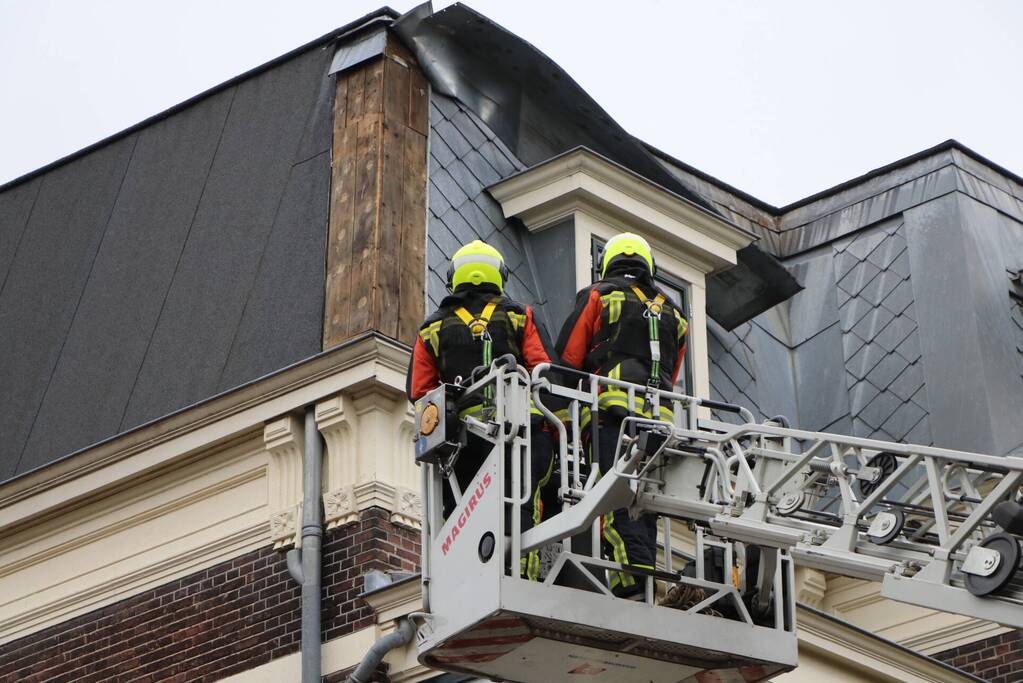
[556,272,688,392]
[406,286,554,402]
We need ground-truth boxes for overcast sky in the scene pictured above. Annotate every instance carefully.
[2,0,1021,205]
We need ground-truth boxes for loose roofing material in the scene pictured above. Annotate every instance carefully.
[395,2,802,330]
[0,11,405,480]
[394,2,716,214]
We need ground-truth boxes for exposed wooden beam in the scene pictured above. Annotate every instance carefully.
[325,33,428,349]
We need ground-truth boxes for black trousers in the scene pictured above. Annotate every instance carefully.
[597,412,657,594]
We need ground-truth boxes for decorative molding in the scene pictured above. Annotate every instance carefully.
[0,453,261,577]
[0,337,421,647]
[902,618,1011,657]
[796,605,978,683]
[823,575,1010,656]
[355,480,398,512]
[323,485,359,529]
[316,386,421,527]
[0,439,269,645]
[317,393,361,528]
[794,567,828,609]
[269,508,297,546]
[363,576,423,627]
[0,333,410,534]
[264,414,305,548]
[391,486,422,530]
[488,147,757,268]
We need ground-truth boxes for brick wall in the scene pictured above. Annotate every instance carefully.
[935,630,1023,683]
[0,508,420,683]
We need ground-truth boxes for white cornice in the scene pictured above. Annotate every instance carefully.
[0,333,411,533]
[796,605,978,683]
[488,147,757,271]
[362,576,422,625]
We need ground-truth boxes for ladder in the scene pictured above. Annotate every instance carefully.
[412,359,1023,682]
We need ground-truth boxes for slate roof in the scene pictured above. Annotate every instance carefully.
[699,144,1023,458]
[0,26,342,479]
[3,3,1022,486]
[427,93,542,312]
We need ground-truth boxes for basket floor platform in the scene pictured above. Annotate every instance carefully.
[417,576,797,683]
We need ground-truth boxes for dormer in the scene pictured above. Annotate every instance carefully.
[488,147,758,401]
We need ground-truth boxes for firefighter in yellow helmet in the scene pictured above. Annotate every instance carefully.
[556,232,689,597]
[406,240,557,580]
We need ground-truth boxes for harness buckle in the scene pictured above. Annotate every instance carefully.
[468,319,492,341]
[642,307,662,320]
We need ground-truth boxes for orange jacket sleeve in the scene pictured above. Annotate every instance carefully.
[670,309,690,385]
[521,306,553,371]
[406,335,441,402]
[555,289,603,370]
[671,340,688,386]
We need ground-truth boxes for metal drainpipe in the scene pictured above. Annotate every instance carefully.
[287,406,323,683]
[349,617,417,683]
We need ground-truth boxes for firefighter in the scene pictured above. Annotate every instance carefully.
[407,239,557,580]
[555,232,689,597]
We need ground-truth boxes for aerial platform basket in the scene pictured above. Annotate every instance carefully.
[413,367,798,683]
[415,449,797,683]
[414,360,1023,681]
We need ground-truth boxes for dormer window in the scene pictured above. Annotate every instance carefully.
[488,147,758,404]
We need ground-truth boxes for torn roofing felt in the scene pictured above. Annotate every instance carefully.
[394,2,716,212]
[394,2,802,330]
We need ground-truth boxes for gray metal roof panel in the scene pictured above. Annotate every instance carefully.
[329,26,389,76]
[395,2,720,215]
[1,39,334,477]
[0,178,40,289]
[15,90,233,470]
[120,46,331,432]
[217,151,329,392]
[0,135,137,477]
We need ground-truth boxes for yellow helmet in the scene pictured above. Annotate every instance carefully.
[601,232,654,277]
[447,240,509,292]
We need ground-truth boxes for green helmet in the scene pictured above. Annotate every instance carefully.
[446,240,509,292]
[601,232,654,277]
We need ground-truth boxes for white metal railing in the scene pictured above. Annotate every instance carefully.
[418,359,1023,631]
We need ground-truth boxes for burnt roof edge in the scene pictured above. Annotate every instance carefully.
[0,6,399,193]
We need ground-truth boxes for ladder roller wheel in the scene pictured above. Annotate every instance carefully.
[965,532,1021,597]
[858,452,898,497]
[867,508,904,545]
